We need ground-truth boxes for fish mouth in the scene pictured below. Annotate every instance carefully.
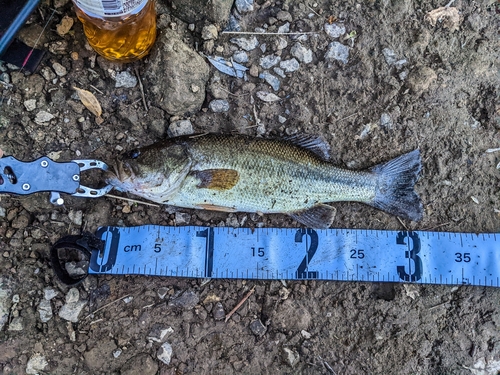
[105,160,136,185]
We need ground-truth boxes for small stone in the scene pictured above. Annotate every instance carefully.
[115,71,137,88]
[66,288,80,303]
[26,353,48,375]
[325,41,349,64]
[277,22,290,33]
[174,212,191,225]
[201,24,218,40]
[279,58,300,72]
[380,113,393,130]
[8,316,23,331]
[276,10,293,22]
[235,0,254,13]
[407,65,437,95]
[43,288,57,301]
[233,51,249,63]
[278,115,287,123]
[324,22,346,39]
[276,37,288,50]
[157,287,169,299]
[273,67,285,78]
[230,36,259,51]
[256,91,280,102]
[259,43,267,53]
[38,299,53,322]
[168,290,199,310]
[209,99,230,112]
[68,210,83,226]
[52,62,67,76]
[168,119,194,137]
[291,43,313,64]
[213,302,225,320]
[147,324,174,342]
[249,319,267,336]
[59,300,86,322]
[249,65,259,77]
[34,111,55,124]
[123,296,134,303]
[65,261,88,277]
[24,99,37,111]
[157,342,173,365]
[259,71,280,91]
[382,48,398,65]
[301,330,312,339]
[260,55,281,69]
[282,347,299,367]
[113,349,122,358]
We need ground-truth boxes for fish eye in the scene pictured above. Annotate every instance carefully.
[125,149,141,159]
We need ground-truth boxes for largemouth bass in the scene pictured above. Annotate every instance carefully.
[106,133,423,228]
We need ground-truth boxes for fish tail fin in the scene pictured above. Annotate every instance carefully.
[369,149,423,221]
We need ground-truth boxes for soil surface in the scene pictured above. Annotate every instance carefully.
[1,0,499,374]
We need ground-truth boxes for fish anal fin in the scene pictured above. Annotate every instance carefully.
[289,204,337,229]
[197,203,237,213]
[194,169,240,190]
[283,134,331,160]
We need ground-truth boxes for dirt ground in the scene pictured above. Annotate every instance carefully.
[1,0,499,374]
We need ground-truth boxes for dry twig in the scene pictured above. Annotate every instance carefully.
[225,286,255,323]
[135,68,148,112]
[84,294,131,319]
[105,193,160,208]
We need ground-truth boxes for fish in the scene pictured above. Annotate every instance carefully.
[106,133,423,229]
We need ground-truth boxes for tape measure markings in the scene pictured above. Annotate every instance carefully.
[87,226,499,286]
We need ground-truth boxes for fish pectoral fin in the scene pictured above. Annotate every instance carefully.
[289,204,337,229]
[197,203,237,213]
[193,169,240,190]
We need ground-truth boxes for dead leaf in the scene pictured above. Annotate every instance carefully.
[73,86,102,117]
[56,16,74,36]
[424,7,461,32]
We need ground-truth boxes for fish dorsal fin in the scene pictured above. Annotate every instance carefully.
[289,204,337,229]
[283,134,331,160]
[193,169,240,190]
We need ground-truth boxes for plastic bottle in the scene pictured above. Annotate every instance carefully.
[72,0,157,63]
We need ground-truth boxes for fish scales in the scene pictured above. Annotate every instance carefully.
[107,133,422,228]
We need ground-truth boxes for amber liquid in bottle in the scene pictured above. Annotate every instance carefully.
[73,0,157,62]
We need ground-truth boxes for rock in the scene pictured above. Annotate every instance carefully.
[291,43,313,64]
[146,28,209,116]
[324,22,346,39]
[84,341,118,372]
[276,10,293,22]
[382,48,407,69]
[209,99,230,112]
[114,71,137,88]
[68,210,83,226]
[273,299,312,331]
[233,51,249,63]
[202,24,218,40]
[157,342,173,365]
[24,99,37,111]
[230,36,259,51]
[168,290,199,310]
[52,62,67,76]
[59,289,86,322]
[168,0,233,25]
[259,71,280,91]
[174,211,191,225]
[38,299,53,322]
[256,91,280,102]
[44,287,58,300]
[121,354,158,375]
[380,113,393,130]
[213,301,225,320]
[8,316,23,331]
[282,347,299,367]
[325,41,349,64]
[26,353,48,375]
[34,111,55,124]
[235,0,254,13]
[277,22,290,33]
[406,65,437,95]
[273,67,285,78]
[301,330,312,339]
[259,55,281,69]
[147,324,174,342]
[249,319,267,336]
[276,37,288,50]
[168,119,194,137]
[279,58,300,73]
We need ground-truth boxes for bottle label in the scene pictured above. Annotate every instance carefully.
[74,0,147,17]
